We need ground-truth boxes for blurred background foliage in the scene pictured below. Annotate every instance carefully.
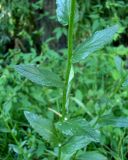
[0,0,128,159]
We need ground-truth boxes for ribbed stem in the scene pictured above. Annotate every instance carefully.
[62,0,76,118]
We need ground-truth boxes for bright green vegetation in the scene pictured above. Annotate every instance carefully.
[0,0,128,160]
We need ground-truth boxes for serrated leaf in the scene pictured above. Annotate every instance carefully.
[73,25,119,63]
[77,151,107,160]
[15,64,63,88]
[56,0,79,25]
[98,114,128,127]
[56,118,100,142]
[61,136,92,155]
[24,111,55,143]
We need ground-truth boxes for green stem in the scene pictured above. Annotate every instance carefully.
[62,0,76,118]
[58,145,61,160]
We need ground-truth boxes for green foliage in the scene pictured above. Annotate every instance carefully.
[99,114,128,128]
[0,0,128,159]
[56,118,100,141]
[65,66,74,110]
[73,25,118,63]
[56,0,79,25]
[76,151,107,160]
[15,64,64,88]
[14,0,119,158]
[56,0,70,25]
[114,56,123,73]
[61,136,92,155]
[24,111,56,144]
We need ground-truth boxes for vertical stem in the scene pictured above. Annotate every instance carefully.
[62,0,76,118]
[58,145,61,160]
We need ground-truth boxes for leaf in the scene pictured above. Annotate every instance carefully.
[0,118,9,133]
[3,100,12,115]
[114,56,122,73]
[61,136,92,155]
[60,153,71,160]
[56,0,79,25]
[77,151,107,160]
[122,79,128,87]
[98,114,128,128]
[73,25,119,63]
[71,97,93,118]
[65,66,74,111]
[24,111,55,143]
[9,144,21,154]
[56,118,100,142]
[15,64,63,88]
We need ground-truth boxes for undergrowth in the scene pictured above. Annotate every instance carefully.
[0,0,128,160]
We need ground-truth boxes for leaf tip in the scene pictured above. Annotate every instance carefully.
[24,111,30,119]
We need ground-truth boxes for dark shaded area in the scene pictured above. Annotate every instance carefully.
[0,0,127,54]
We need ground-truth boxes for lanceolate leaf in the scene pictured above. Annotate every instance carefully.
[114,56,123,73]
[24,111,55,143]
[77,151,107,160]
[60,153,71,160]
[98,114,128,127]
[61,136,92,155]
[65,66,74,111]
[15,64,63,88]
[56,118,100,142]
[73,25,119,63]
[56,0,79,25]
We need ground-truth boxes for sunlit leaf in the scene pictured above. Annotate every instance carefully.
[73,25,119,63]
[24,111,55,143]
[77,151,107,160]
[60,153,71,160]
[56,0,79,25]
[61,136,92,155]
[56,118,100,142]
[9,144,21,154]
[15,64,63,88]
[114,56,122,73]
[98,114,128,127]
